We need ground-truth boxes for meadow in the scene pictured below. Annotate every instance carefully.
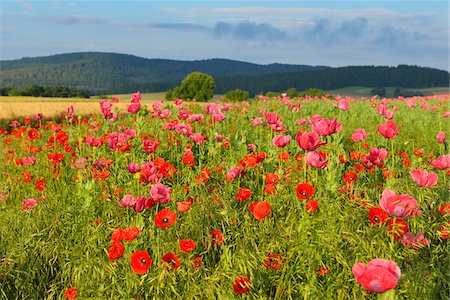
[0,92,449,299]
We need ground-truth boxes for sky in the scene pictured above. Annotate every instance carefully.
[1,1,449,70]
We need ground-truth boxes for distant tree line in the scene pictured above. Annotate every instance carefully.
[0,85,89,98]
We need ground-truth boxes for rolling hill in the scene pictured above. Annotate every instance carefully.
[0,52,448,96]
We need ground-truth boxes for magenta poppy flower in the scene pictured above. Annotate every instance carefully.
[189,133,207,144]
[264,112,280,124]
[409,169,438,188]
[127,102,141,114]
[118,194,136,208]
[125,163,140,174]
[437,131,446,144]
[174,123,193,137]
[306,151,328,169]
[150,183,172,203]
[295,131,326,151]
[251,117,263,126]
[377,120,399,139]
[336,99,349,111]
[352,258,401,294]
[309,114,342,136]
[380,188,421,218]
[142,139,160,153]
[350,128,369,142]
[21,198,38,211]
[272,135,291,148]
[383,109,394,119]
[401,232,430,250]
[364,148,389,168]
[430,154,450,170]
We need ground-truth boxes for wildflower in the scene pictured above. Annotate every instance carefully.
[437,222,449,238]
[179,239,196,253]
[27,128,39,141]
[111,228,123,243]
[377,120,399,139]
[142,139,160,153]
[154,209,177,228]
[368,207,389,224]
[21,198,37,211]
[191,257,202,269]
[123,226,140,241]
[306,151,328,169]
[296,183,315,200]
[430,154,450,170]
[64,288,79,300]
[131,250,152,274]
[343,172,358,185]
[387,219,409,241]
[249,201,271,220]
[264,112,280,124]
[177,201,192,212]
[34,177,47,192]
[182,149,195,168]
[117,194,136,208]
[350,128,369,142]
[409,169,438,187]
[161,252,181,269]
[150,183,172,203]
[295,131,326,151]
[438,203,450,215]
[108,243,125,260]
[210,230,224,245]
[264,254,283,270]
[401,232,430,250]
[309,114,342,136]
[380,188,421,218]
[233,276,251,294]
[265,173,279,185]
[437,131,446,143]
[317,267,329,276]
[305,199,319,214]
[272,135,291,148]
[235,188,252,202]
[352,259,401,293]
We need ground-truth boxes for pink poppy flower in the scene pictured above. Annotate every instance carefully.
[409,169,438,188]
[377,103,387,115]
[306,151,328,169]
[251,117,263,126]
[142,139,160,153]
[272,135,291,148]
[130,91,141,103]
[127,103,141,114]
[437,131,446,144]
[377,120,399,139]
[295,131,326,151]
[117,194,136,208]
[336,99,349,111]
[150,183,172,203]
[401,232,430,250]
[309,114,342,136]
[189,133,207,144]
[430,154,450,170]
[380,188,421,218]
[174,123,193,137]
[364,148,389,168]
[189,114,204,122]
[383,109,394,119]
[21,198,38,211]
[350,128,369,142]
[352,259,401,294]
[212,112,226,122]
[247,144,257,152]
[264,112,280,124]
[125,163,140,174]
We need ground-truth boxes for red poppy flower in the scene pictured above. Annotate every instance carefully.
[191,257,202,270]
[439,203,450,215]
[265,173,279,185]
[111,228,123,243]
[161,252,181,269]
[235,188,252,202]
[34,177,47,192]
[264,254,283,270]
[179,239,196,253]
[264,183,277,194]
[305,199,319,214]
[249,201,271,220]
[387,218,409,241]
[130,250,152,274]
[27,128,39,141]
[210,230,223,245]
[123,226,140,241]
[154,209,177,228]
[182,151,195,167]
[233,275,251,294]
[177,201,192,212]
[438,222,450,238]
[368,207,389,224]
[64,288,79,300]
[108,243,125,260]
[296,183,315,200]
[343,172,357,185]
[278,152,290,161]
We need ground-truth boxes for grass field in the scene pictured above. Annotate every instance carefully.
[327,86,449,98]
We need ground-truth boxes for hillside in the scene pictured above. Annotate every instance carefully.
[0,52,327,95]
[1,52,448,96]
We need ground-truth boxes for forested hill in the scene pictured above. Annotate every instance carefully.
[1,52,448,95]
[0,52,327,95]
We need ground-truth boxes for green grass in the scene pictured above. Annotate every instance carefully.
[327,86,449,98]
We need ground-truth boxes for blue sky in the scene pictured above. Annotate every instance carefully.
[1,1,448,70]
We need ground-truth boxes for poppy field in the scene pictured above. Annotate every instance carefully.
[0,93,449,299]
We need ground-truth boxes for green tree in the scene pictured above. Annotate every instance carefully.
[300,88,326,98]
[371,87,386,97]
[173,72,215,102]
[223,89,249,101]
[286,88,298,98]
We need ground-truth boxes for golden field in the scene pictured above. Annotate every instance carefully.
[0,93,167,120]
